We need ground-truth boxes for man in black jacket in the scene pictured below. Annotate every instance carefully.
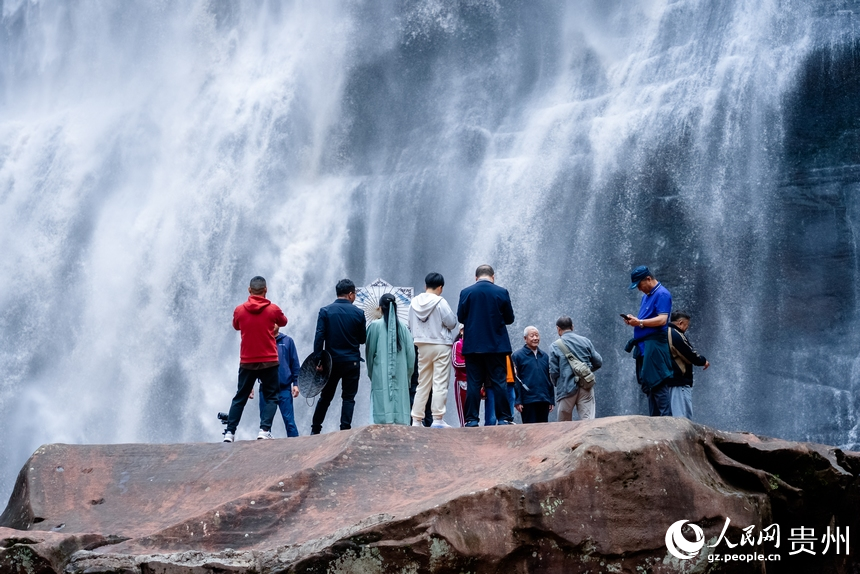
[457,264,515,426]
[666,311,710,419]
[311,279,367,434]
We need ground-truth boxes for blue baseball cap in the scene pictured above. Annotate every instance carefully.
[629,265,652,289]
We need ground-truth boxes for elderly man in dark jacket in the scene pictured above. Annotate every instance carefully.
[457,264,515,426]
[512,326,555,423]
[666,311,709,419]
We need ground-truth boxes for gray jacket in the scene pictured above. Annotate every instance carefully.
[549,331,603,401]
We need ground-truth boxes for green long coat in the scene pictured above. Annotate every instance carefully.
[366,317,415,425]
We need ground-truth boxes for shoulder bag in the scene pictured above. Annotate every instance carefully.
[554,339,596,390]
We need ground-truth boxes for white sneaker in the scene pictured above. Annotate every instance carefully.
[412,420,423,427]
[223,431,234,443]
[257,429,274,440]
[431,419,452,429]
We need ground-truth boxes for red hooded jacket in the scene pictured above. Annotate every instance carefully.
[233,296,288,364]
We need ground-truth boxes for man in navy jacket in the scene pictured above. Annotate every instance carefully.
[457,264,515,426]
[311,279,367,434]
[513,326,555,424]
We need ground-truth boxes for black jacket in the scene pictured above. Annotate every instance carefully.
[456,279,515,354]
[313,299,366,363]
[666,323,707,387]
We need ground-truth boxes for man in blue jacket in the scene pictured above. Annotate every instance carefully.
[512,326,554,424]
[311,279,367,434]
[457,264,515,426]
[257,326,301,437]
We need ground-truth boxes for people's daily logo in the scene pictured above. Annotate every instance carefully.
[664,517,848,563]
[665,520,705,560]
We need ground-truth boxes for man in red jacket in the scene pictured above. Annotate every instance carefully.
[223,276,288,442]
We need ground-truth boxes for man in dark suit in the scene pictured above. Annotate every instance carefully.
[311,279,367,434]
[457,264,516,426]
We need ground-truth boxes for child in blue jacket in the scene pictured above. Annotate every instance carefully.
[257,326,301,437]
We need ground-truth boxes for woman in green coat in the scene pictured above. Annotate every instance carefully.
[366,293,415,424]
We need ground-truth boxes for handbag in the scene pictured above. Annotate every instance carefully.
[554,338,596,390]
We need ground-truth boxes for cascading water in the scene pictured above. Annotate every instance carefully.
[2,0,860,503]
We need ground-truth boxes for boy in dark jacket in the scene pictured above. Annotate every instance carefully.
[258,326,301,437]
[666,311,710,419]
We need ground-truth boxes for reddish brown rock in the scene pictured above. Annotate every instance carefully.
[1,416,858,573]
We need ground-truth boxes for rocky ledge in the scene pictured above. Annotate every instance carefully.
[0,416,858,573]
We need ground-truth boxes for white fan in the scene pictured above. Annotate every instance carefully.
[354,278,413,326]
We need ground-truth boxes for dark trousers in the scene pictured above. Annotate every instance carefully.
[311,360,361,434]
[521,402,551,424]
[464,353,512,426]
[227,366,279,433]
[647,381,672,416]
[635,354,672,417]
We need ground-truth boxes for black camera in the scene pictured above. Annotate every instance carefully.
[217,412,228,425]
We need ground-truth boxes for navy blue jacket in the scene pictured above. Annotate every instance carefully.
[313,298,366,363]
[276,333,301,391]
[457,279,515,354]
[512,345,555,406]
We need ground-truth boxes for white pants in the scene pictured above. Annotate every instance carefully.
[557,387,595,421]
[412,343,452,420]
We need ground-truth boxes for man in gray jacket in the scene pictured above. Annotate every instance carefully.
[408,272,459,428]
[548,316,602,421]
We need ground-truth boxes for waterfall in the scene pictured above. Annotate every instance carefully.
[2,0,859,502]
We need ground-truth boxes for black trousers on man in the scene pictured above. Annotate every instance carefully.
[227,365,279,433]
[464,353,513,426]
[521,402,551,424]
[311,360,361,434]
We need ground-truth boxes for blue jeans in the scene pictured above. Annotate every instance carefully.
[260,387,299,437]
[484,383,516,426]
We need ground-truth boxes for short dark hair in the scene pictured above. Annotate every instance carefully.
[556,316,573,331]
[249,276,267,292]
[336,279,356,296]
[425,272,445,289]
[475,264,494,278]
[671,311,691,322]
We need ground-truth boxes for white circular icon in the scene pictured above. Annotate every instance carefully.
[665,519,705,560]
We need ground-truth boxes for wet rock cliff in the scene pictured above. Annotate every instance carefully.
[1,416,858,573]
